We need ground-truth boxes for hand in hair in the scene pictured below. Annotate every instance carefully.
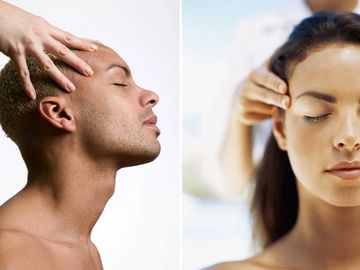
[233,60,290,125]
[220,60,291,197]
[0,1,98,100]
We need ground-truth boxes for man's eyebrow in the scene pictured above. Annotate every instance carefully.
[106,63,131,76]
[296,91,336,103]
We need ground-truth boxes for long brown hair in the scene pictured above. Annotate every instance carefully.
[251,12,360,248]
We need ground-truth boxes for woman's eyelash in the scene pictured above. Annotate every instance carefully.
[303,113,332,123]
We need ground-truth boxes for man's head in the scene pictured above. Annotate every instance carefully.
[0,44,161,169]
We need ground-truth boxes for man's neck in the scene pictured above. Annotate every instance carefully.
[1,153,118,243]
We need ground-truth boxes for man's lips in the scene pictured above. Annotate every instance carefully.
[325,161,360,180]
[143,115,160,135]
[144,115,158,125]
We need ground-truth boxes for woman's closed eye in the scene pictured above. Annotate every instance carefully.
[303,113,332,123]
[113,83,128,87]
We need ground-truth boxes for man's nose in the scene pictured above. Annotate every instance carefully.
[333,114,360,152]
[140,88,159,107]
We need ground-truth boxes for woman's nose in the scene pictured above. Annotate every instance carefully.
[333,114,360,151]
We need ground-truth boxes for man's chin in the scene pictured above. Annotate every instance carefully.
[137,145,161,164]
[118,144,161,168]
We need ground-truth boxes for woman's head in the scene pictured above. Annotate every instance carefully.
[252,12,360,248]
[275,44,360,206]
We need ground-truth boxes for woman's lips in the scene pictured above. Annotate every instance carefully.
[326,169,360,180]
[326,161,360,180]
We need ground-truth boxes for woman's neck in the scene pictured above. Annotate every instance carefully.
[287,182,360,269]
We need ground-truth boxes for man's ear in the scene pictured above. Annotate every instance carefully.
[272,108,287,151]
[38,96,76,133]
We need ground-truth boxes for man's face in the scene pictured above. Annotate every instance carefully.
[70,45,161,168]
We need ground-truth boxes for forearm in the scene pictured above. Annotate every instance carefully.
[220,109,255,196]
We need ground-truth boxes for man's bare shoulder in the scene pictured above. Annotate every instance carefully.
[0,228,51,269]
[0,228,42,248]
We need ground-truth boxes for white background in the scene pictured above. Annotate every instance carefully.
[0,1,179,269]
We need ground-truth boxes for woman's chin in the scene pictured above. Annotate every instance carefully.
[322,192,360,207]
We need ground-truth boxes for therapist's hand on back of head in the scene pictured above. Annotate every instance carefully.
[0,0,98,100]
[234,60,291,125]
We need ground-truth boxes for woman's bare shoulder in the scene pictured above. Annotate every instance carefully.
[203,239,297,270]
[202,258,266,270]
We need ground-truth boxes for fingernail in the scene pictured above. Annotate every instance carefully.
[90,44,98,51]
[84,66,94,76]
[30,90,36,100]
[67,82,76,92]
[281,97,289,109]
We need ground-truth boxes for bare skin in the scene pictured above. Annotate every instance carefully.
[0,0,98,99]
[220,60,289,195]
[209,45,360,270]
[305,0,357,13]
[0,45,160,269]
[220,0,358,197]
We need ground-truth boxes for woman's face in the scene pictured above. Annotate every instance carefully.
[280,44,360,206]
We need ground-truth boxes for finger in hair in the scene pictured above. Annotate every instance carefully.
[32,48,75,92]
[13,53,37,100]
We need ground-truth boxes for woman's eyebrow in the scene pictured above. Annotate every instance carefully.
[296,91,336,103]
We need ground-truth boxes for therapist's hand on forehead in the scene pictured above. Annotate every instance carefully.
[0,0,98,100]
[234,59,290,126]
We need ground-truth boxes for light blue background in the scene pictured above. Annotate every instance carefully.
[183,0,286,54]
[182,1,289,269]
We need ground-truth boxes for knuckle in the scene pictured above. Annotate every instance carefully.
[23,36,35,46]
[75,59,84,69]
[43,59,54,71]
[64,33,74,43]
[10,43,23,56]
[32,26,43,36]
[20,69,29,79]
[58,47,68,57]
